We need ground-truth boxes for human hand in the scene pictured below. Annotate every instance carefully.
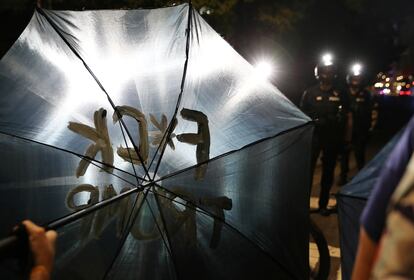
[22,220,57,280]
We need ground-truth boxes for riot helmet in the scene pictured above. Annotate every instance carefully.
[314,53,337,83]
[346,63,364,88]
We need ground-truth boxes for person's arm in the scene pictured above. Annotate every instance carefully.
[351,227,378,280]
[22,220,57,280]
[343,91,352,142]
[300,90,310,113]
[300,89,318,121]
[352,117,414,279]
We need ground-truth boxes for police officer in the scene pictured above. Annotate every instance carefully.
[301,54,351,216]
[339,64,373,185]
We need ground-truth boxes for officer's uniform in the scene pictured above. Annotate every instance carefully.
[301,84,348,210]
[340,88,372,179]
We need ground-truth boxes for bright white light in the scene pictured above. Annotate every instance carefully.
[383,88,391,94]
[190,36,232,79]
[322,53,333,66]
[254,61,273,80]
[397,85,402,91]
[374,82,384,88]
[351,63,362,76]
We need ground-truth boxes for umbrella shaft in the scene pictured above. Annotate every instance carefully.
[0,186,143,261]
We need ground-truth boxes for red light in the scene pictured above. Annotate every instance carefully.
[399,90,411,96]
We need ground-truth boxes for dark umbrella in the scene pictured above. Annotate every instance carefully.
[0,3,312,279]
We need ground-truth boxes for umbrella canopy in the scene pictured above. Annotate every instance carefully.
[337,130,403,280]
[0,3,312,279]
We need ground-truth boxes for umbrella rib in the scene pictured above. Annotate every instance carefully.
[150,3,193,180]
[0,130,146,237]
[153,122,312,184]
[46,186,142,230]
[115,120,144,187]
[0,130,147,182]
[150,183,300,280]
[151,185,180,279]
[144,190,176,262]
[35,7,150,181]
[102,187,151,279]
[148,186,214,220]
[147,118,172,173]
[43,180,156,231]
[83,155,139,187]
[45,181,160,232]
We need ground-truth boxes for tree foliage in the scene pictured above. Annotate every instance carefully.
[40,0,310,35]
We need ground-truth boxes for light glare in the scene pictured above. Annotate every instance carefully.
[322,53,333,66]
[254,61,273,80]
[351,63,362,76]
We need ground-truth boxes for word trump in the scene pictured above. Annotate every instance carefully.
[66,184,232,248]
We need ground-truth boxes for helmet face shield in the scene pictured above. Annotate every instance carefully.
[315,64,336,82]
[347,63,364,88]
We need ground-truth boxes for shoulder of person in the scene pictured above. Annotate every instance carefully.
[302,85,320,101]
[303,84,319,95]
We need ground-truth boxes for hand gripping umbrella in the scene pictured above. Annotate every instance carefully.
[0,3,313,279]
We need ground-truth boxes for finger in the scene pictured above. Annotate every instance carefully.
[22,220,39,232]
[22,220,45,235]
[45,230,58,245]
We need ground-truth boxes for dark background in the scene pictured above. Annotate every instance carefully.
[1,0,414,134]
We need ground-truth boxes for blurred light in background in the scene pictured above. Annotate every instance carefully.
[199,6,213,15]
[253,60,273,80]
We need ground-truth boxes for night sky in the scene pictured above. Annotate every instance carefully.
[226,0,414,103]
[1,0,413,105]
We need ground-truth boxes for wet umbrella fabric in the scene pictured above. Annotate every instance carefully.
[0,4,312,279]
